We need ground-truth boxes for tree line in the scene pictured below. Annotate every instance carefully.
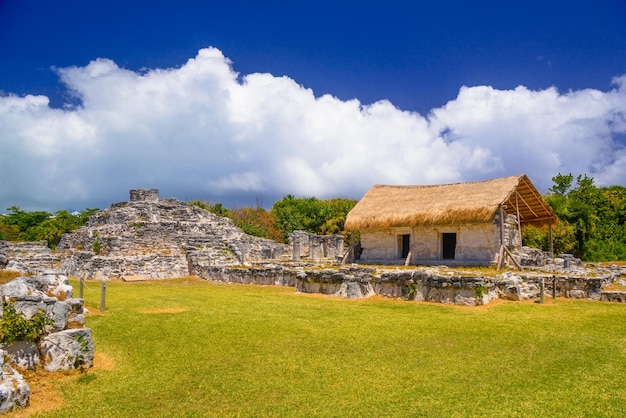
[0,207,99,249]
[1,175,625,261]
[522,174,626,261]
[189,195,358,243]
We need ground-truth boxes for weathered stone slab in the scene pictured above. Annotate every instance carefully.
[0,350,30,412]
[2,342,40,370]
[40,328,94,371]
[600,291,626,303]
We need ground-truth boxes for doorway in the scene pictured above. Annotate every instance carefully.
[442,233,456,260]
[399,234,410,259]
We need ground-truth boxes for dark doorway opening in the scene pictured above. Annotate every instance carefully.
[442,233,456,260]
[399,234,410,259]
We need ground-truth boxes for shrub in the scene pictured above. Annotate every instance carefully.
[0,299,54,344]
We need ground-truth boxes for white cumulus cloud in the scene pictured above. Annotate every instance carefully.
[0,47,625,211]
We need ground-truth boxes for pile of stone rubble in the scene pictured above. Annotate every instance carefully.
[0,271,94,412]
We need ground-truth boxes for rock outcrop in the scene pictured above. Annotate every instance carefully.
[56,189,289,280]
[0,351,30,413]
[0,271,93,412]
[0,271,93,372]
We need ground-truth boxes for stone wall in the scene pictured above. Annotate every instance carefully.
[359,217,520,266]
[288,231,344,262]
[191,262,623,306]
[295,267,500,305]
[0,241,61,273]
[130,188,159,202]
[194,265,298,287]
[359,229,399,260]
[600,291,626,302]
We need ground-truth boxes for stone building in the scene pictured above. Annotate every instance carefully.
[344,175,556,266]
[56,189,288,279]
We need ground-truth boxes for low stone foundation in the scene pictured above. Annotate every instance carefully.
[195,266,298,287]
[600,291,626,303]
[193,264,624,306]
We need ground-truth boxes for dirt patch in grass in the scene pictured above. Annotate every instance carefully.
[139,308,188,314]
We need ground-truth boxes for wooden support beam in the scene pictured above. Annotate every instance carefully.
[404,250,412,266]
[503,245,522,271]
[496,245,505,270]
[340,243,354,267]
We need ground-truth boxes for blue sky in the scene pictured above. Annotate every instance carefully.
[1,0,625,211]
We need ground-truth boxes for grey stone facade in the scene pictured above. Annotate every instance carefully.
[55,189,289,280]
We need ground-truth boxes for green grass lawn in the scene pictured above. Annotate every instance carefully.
[30,277,626,417]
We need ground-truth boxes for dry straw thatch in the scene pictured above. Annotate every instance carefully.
[344,174,555,230]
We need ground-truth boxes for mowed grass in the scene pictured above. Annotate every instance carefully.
[23,277,626,417]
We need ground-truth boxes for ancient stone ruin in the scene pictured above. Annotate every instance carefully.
[288,230,343,262]
[56,189,289,280]
[0,189,625,307]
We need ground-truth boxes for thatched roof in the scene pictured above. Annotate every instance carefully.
[344,175,556,230]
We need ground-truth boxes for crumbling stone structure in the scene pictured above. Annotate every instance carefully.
[56,189,289,279]
[289,230,344,262]
[129,188,159,202]
[0,241,60,273]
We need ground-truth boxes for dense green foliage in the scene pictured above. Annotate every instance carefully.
[522,173,626,260]
[191,195,357,243]
[271,195,357,242]
[0,299,54,344]
[189,200,282,241]
[0,207,99,249]
[35,278,626,416]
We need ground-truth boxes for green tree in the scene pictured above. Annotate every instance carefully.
[0,207,98,248]
[189,200,232,217]
[524,173,626,261]
[271,195,357,242]
[229,207,281,241]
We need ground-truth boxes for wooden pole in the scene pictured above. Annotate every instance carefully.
[497,245,505,270]
[100,281,107,312]
[549,219,554,257]
[340,244,354,267]
[539,277,545,304]
[499,205,505,246]
[79,277,84,299]
[515,192,522,249]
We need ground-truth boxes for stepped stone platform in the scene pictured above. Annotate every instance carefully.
[55,189,289,279]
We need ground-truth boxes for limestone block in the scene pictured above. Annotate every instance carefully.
[0,278,31,297]
[2,341,40,370]
[67,314,86,327]
[334,281,375,299]
[568,289,586,299]
[40,328,94,371]
[0,352,30,412]
[50,301,71,331]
